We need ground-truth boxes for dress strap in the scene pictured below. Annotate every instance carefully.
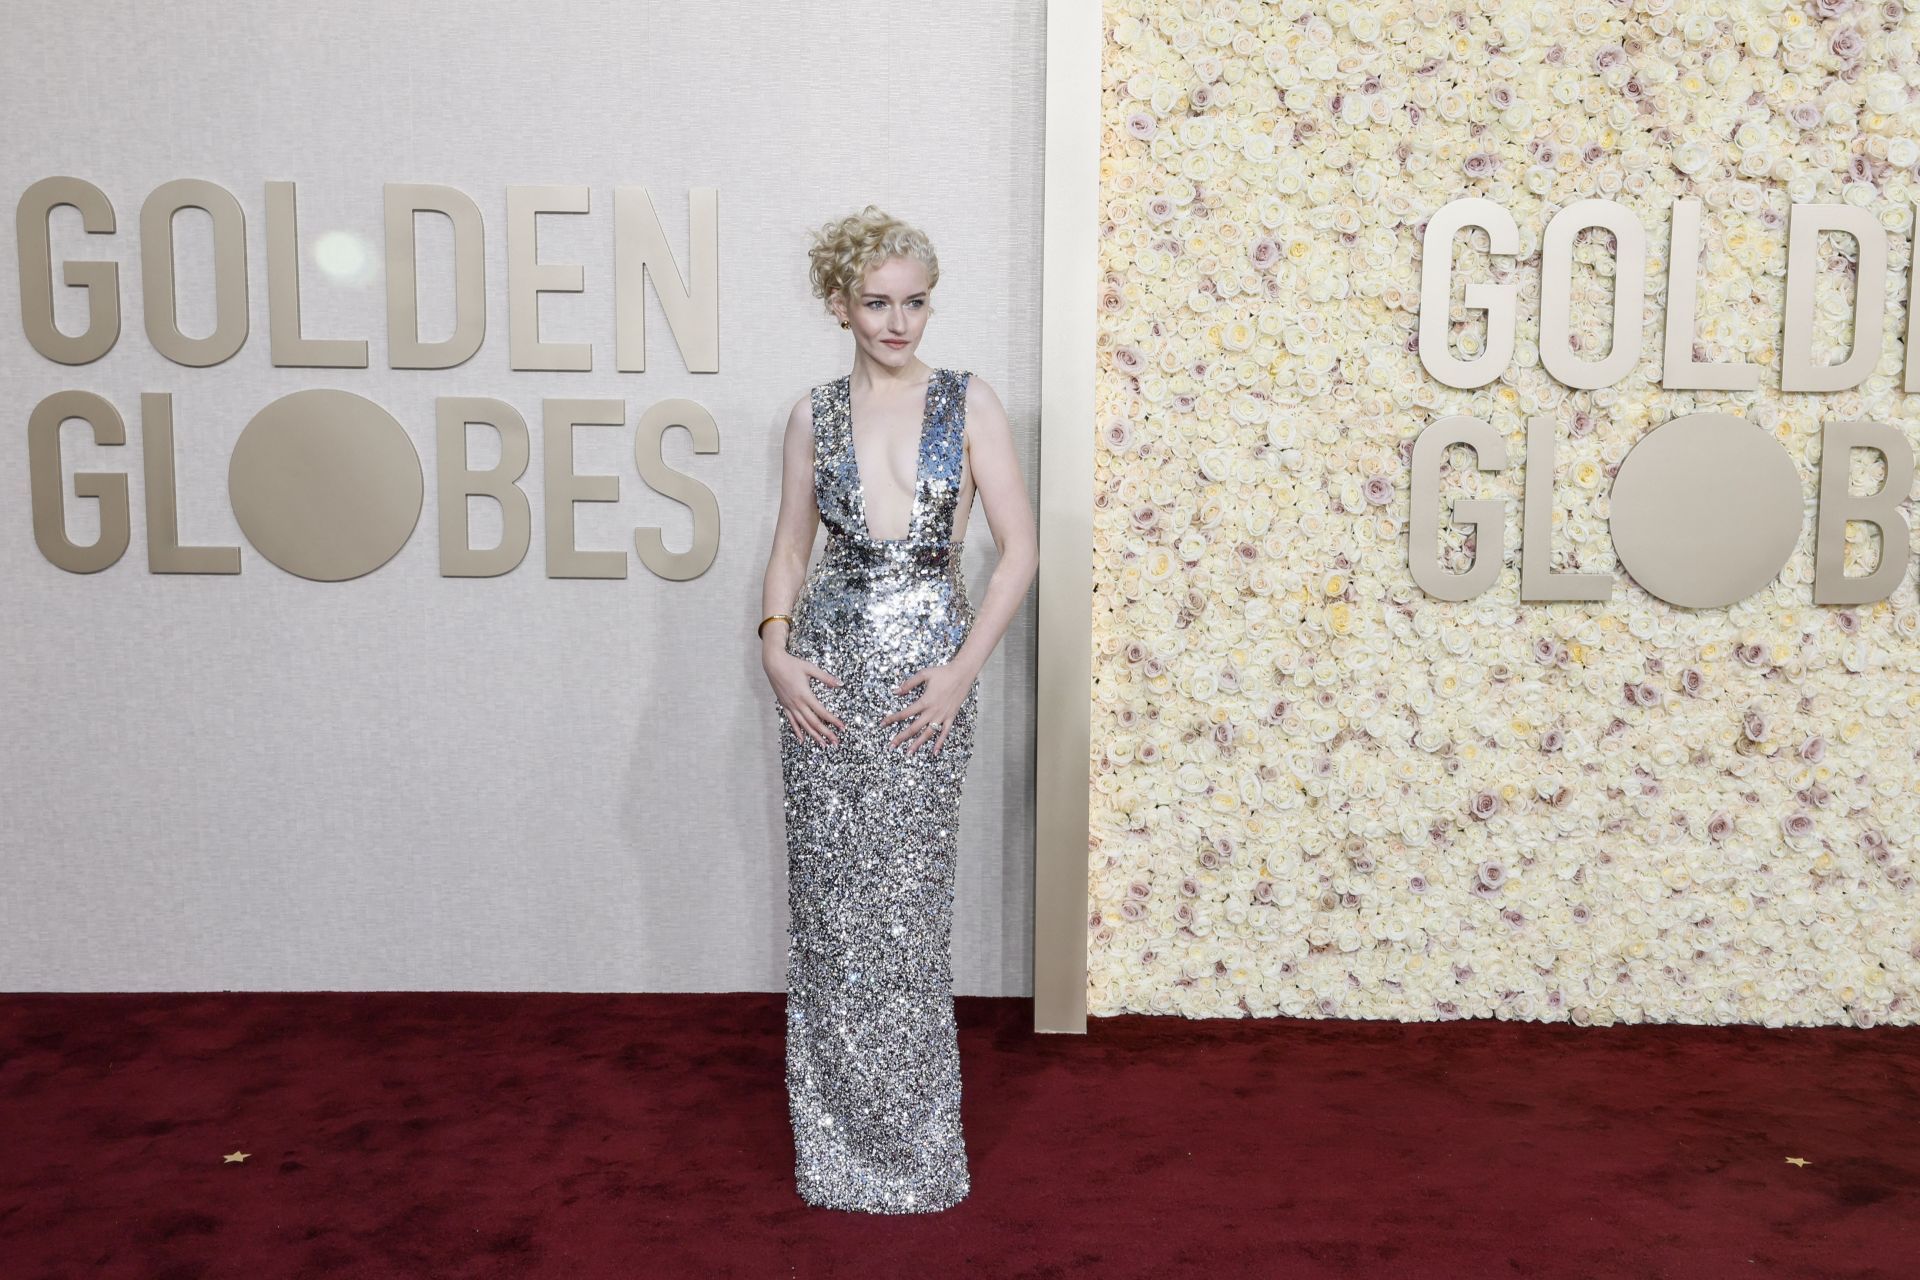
[917,369,971,548]
[811,376,865,542]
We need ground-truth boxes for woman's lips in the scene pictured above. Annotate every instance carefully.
[882,338,907,346]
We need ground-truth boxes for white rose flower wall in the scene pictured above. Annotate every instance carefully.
[1088,0,1920,1028]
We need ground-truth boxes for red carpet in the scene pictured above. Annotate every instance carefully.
[0,993,1914,1278]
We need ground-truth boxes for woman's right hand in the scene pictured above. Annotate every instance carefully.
[765,647,845,747]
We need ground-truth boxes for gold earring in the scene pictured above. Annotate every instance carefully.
[839,319,849,329]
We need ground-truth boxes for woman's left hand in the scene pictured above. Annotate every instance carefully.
[883,662,973,755]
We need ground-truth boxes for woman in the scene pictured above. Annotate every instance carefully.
[758,206,1038,1213]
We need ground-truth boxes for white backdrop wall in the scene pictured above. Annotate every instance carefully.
[0,0,1043,994]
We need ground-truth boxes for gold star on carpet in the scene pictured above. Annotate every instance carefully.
[1784,1157,1810,1167]
[224,1151,249,1163]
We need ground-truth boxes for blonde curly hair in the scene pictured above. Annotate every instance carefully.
[806,205,939,321]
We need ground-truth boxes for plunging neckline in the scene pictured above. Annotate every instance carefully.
[845,369,937,544]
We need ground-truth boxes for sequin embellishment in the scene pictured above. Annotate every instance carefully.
[776,366,977,1213]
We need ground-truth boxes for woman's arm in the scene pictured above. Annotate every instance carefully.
[947,373,1039,680]
[760,392,819,650]
[762,392,844,746]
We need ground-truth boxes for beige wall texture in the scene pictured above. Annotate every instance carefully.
[0,0,1043,994]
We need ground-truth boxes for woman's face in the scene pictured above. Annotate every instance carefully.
[836,256,931,367]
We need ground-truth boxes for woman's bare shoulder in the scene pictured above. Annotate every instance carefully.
[959,371,1007,422]
[786,385,817,439]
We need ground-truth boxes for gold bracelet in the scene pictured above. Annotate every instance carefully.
[758,613,792,639]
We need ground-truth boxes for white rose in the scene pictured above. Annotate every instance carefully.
[1672,142,1712,175]
[1866,74,1906,116]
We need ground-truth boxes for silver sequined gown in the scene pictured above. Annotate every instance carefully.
[776,366,977,1214]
